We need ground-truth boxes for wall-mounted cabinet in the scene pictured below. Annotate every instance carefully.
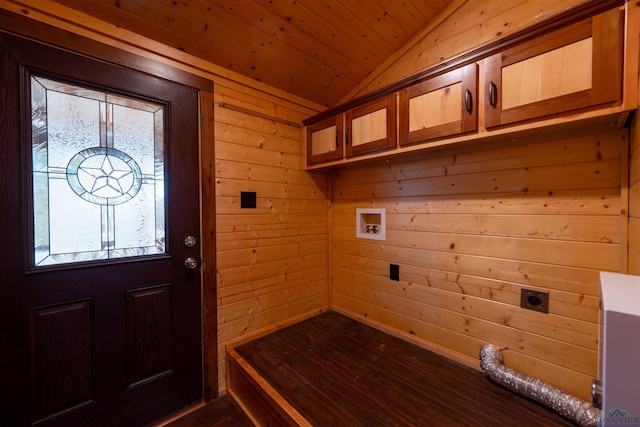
[303,3,633,169]
[307,94,397,165]
[345,94,397,158]
[484,7,623,128]
[399,63,478,146]
[306,115,343,165]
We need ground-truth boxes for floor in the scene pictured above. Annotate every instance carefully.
[234,310,579,427]
[166,310,580,426]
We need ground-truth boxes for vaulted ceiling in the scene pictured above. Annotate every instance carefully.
[50,0,453,107]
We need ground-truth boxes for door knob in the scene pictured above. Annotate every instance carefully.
[184,257,198,269]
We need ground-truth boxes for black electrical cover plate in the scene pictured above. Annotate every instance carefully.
[390,264,399,281]
[240,191,257,208]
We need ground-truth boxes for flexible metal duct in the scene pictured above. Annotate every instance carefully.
[479,344,601,427]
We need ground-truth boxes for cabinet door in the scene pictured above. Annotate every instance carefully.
[484,8,623,128]
[345,94,396,158]
[399,63,478,147]
[306,115,343,165]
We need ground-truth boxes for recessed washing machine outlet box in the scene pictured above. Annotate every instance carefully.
[356,208,386,241]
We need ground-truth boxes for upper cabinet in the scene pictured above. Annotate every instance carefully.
[303,2,634,169]
[306,115,343,165]
[399,63,478,147]
[345,94,397,158]
[484,7,624,128]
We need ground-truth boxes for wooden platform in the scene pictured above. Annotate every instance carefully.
[159,395,253,427]
[228,310,579,426]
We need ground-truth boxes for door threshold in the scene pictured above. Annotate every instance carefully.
[153,401,206,427]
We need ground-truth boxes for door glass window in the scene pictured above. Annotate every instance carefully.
[31,76,166,267]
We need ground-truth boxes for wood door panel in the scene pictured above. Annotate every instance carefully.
[125,284,172,388]
[399,63,478,147]
[501,38,593,110]
[345,94,396,158]
[0,31,203,426]
[306,115,343,165]
[28,299,95,424]
[485,8,623,128]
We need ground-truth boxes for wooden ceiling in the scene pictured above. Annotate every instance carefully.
[50,0,453,107]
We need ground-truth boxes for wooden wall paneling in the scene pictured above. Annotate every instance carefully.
[619,129,630,273]
[330,128,624,400]
[629,113,640,274]
[331,263,598,349]
[332,237,604,301]
[333,227,619,271]
[332,278,597,372]
[624,3,640,275]
[334,210,620,244]
[214,80,330,393]
[626,0,640,273]
[332,253,600,323]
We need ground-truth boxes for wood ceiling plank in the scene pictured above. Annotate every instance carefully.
[408,0,453,22]
[250,0,392,65]
[294,0,396,57]
[350,0,415,46]
[53,0,350,105]
[199,0,368,87]
[44,0,453,105]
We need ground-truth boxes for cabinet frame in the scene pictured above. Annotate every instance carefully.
[306,114,344,165]
[345,94,397,158]
[484,8,624,128]
[399,63,478,147]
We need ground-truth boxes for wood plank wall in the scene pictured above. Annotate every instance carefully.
[329,0,638,403]
[214,83,331,392]
[331,129,626,400]
[630,115,640,272]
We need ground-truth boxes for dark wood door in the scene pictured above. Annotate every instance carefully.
[0,33,202,426]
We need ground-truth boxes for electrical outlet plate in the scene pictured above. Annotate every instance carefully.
[390,264,399,281]
[520,288,549,313]
[240,191,257,208]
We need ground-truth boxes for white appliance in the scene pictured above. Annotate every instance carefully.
[599,272,640,422]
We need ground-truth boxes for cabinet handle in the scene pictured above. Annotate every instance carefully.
[345,127,350,145]
[488,81,498,108]
[464,89,472,114]
[335,130,340,147]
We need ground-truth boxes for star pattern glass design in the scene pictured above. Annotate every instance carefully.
[67,147,142,205]
[79,155,133,198]
[31,75,165,267]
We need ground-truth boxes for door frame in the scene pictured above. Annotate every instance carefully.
[0,8,218,403]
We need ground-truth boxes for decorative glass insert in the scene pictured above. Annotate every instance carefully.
[31,76,166,267]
